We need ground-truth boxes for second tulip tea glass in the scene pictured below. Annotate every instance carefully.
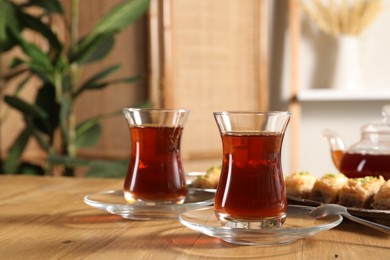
[213,111,291,228]
[122,108,190,205]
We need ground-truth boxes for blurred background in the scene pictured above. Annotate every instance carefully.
[1,0,389,178]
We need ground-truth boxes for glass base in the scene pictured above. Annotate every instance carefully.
[215,212,287,229]
[124,191,185,205]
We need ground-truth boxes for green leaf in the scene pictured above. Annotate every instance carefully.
[3,128,31,173]
[46,155,90,168]
[85,160,128,178]
[33,84,59,135]
[92,0,150,35]
[75,75,141,98]
[106,74,142,85]
[0,1,20,51]
[54,55,70,73]
[84,75,141,91]
[75,120,102,148]
[74,64,119,96]
[70,33,114,64]
[16,11,62,51]
[8,27,53,73]
[1,28,20,52]
[28,55,53,74]
[33,70,55,85]
[4,95,53,134]
[136,101,153,109]
[1,66,28,82]
[29,125,51,152]
[74,109,123,148]
[84,64,120,87]
[9,57,26,69]
[0,1,9,46]
[13,74,32,95]
[4,95,48,121]
[17,162,45,175]
[24,0,64,14]
[77,0,150,59]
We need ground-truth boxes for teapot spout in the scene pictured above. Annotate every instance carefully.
[323,129,346,171]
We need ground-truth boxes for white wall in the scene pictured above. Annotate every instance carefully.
[270,1,390,177]
[298,0,390,91]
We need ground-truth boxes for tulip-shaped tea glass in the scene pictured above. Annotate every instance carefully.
[122,108,190,205]
[213,111,291,228]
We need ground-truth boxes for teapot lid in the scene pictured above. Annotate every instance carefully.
[362,105,390,134]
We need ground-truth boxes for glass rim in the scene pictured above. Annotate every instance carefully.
[123,108,190,113]
[213,111,291,116]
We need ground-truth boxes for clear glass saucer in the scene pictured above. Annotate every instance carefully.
[178,205,342,246]
[84,189,214,220]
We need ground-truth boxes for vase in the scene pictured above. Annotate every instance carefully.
[330,36,363,90]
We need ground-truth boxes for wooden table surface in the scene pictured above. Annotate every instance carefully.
[0,175,389,259]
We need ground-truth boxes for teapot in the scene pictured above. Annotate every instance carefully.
[323,105,390,180]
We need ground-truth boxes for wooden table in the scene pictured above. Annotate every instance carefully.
[0,175,389,259]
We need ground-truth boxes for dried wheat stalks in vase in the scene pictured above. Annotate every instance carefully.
[301,0,383,36]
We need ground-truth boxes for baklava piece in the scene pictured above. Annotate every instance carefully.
[338,176,385,208]
[285,171,317,199]
[192,165,221,189]
[311,173,348,203]
[372,179,390,210]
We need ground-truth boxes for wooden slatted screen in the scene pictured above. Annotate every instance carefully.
[149,0,270,169]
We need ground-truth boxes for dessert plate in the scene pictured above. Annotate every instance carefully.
[288,196,390,226]
[84,189,214,220]
[178,205,342,246]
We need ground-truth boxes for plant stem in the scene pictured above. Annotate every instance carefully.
[0,49,3,166]
[71,0,79,52]
[63,0,80,176]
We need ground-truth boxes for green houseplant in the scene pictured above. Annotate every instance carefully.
[0,0,150,176]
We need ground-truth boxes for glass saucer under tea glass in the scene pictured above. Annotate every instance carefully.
[84,189,214,220]
[178,205,342,246]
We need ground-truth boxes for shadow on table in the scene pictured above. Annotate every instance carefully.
[154,226,304,259]
[333,220,390,238]
[60,208,173,229]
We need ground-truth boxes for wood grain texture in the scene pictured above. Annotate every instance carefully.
[0,175,389,259]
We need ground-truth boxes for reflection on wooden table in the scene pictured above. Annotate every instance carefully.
[0,175,388,259]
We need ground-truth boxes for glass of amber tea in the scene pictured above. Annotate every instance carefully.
[122,108,190,205]
[213,111,291,228]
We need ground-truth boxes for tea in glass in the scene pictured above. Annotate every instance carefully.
[122,108,190,205]
[213,111,291,228]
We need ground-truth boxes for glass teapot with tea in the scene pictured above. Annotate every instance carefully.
[323,105,390,180]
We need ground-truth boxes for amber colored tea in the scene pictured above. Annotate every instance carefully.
[330,149,344,170]
[124,126,187,203]
[340,152,390,180]
[214,132,287,220]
